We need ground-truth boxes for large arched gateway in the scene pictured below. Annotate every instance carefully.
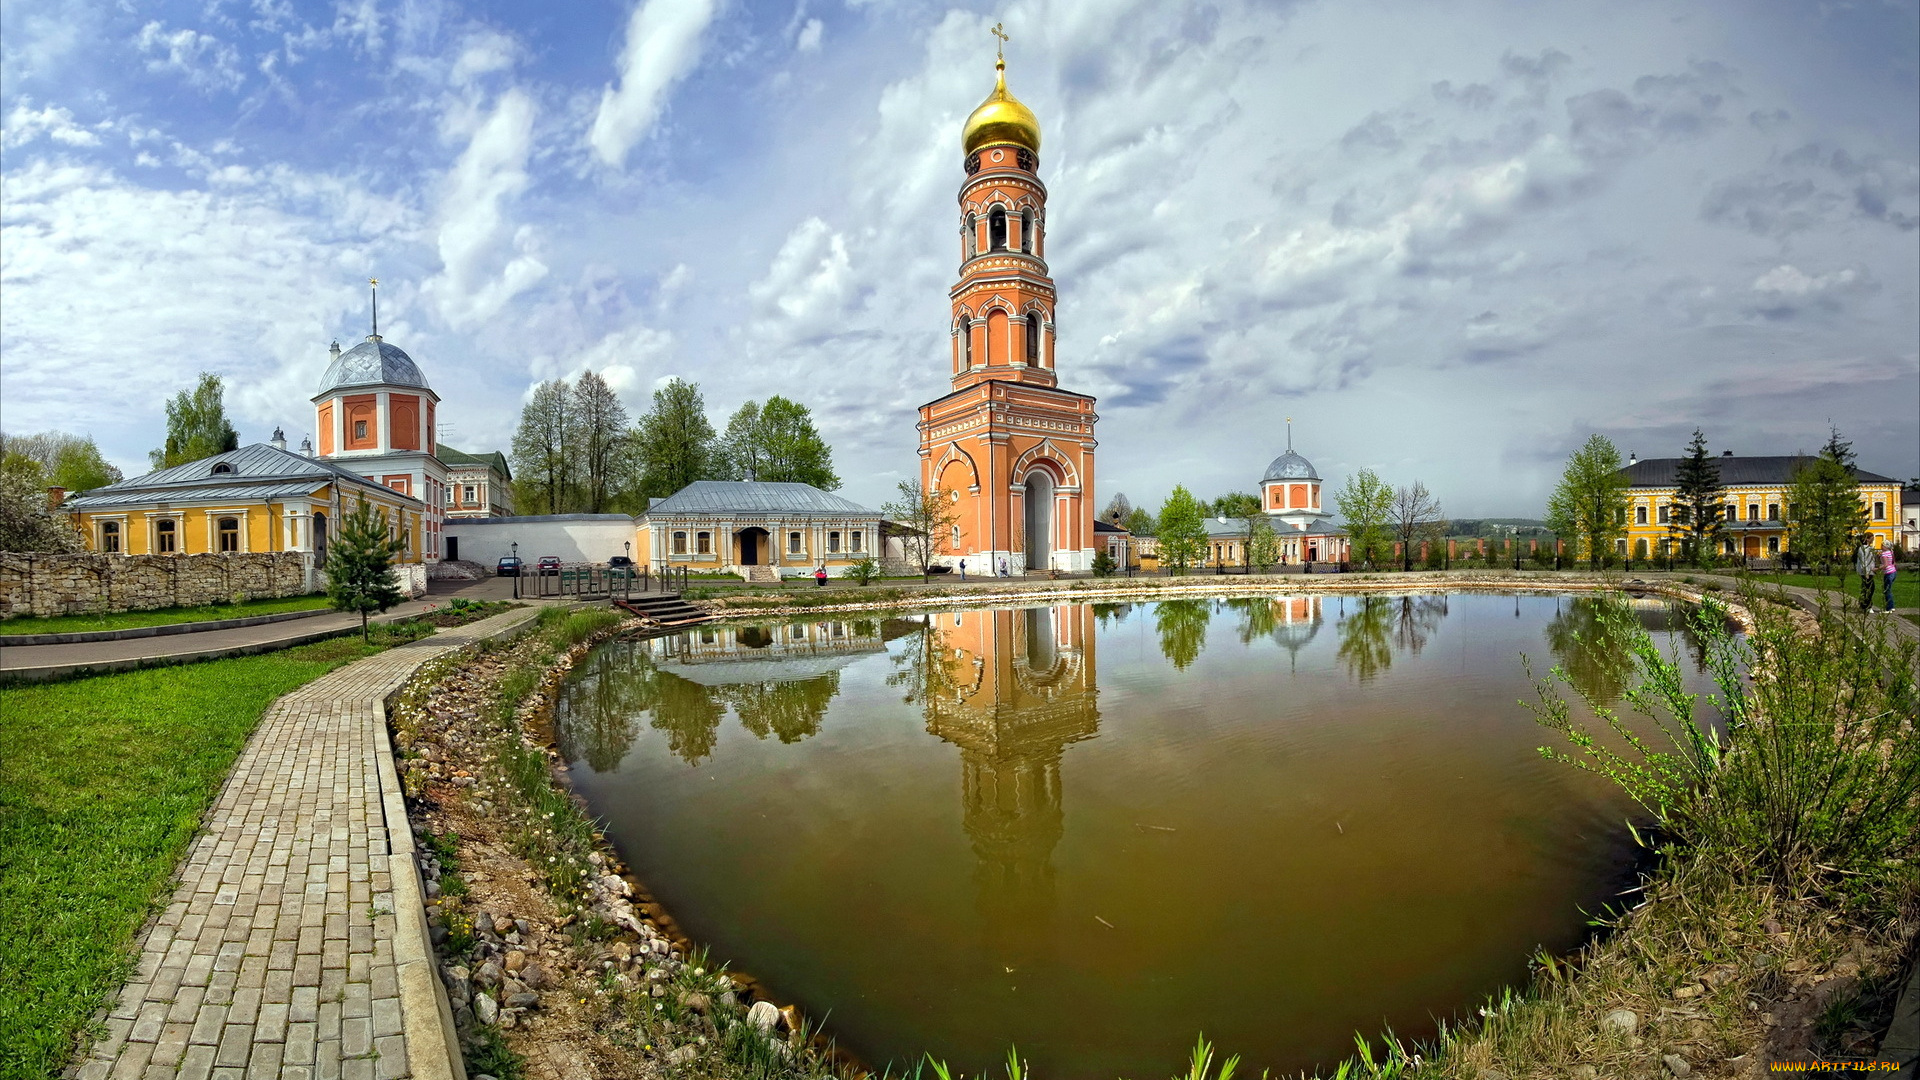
[1023,470,1053,571]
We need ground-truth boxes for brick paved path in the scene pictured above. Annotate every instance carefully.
[71,607,544,1080]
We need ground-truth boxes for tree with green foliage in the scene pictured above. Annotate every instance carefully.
[0,446,85,553]
[720,395,839,489]
[1334,468,1394,569]
[1124,506,1155,537]
[634,379,719,501]
[572,371,630,513]
[324,497,406,641]
[1546,435,1629,570]
[1092,549,1117,577]
[1213,492,1263,570]
[1670,429,1724,566]
[151,373,240,469]
[511,379,577,514]
[883,479,962,582]
[1246,517,1279,571]
[1155,486,1208,573]
[1786,429,1869,576]
[2,431,123,494]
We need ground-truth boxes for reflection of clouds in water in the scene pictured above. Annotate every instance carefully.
[553,618,883,767]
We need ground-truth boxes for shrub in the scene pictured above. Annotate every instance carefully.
[1528,589,1919,901]
[846,555,881,585]
[1092,550,1117,578]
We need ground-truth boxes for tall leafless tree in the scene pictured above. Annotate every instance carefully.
[1392,481,1446,571]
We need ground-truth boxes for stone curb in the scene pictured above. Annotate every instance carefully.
[369,607,547,1080]
[0,605,331,646]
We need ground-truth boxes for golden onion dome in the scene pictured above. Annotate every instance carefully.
[962,60,1041,156]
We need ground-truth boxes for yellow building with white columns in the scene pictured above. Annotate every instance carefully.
[63,442,429,563]
[1618,452,1903,561]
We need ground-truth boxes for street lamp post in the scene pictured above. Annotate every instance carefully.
[512,541,520,599]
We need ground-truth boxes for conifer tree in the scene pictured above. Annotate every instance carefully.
[1786,428,1869,576]
[1670,429,1723,566]
[325,497,406,641]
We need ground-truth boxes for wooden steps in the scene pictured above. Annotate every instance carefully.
[612,594,712,628]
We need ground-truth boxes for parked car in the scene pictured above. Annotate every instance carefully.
[607,555,634,569]
[495,557,522,577]
[537,555,563,575]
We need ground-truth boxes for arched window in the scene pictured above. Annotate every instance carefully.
[1025,313,1040,364]
[1020,209,1033,253]
[210,462,234,475]
[989,207,1007,251]
[965,213,976,257]
[156,519,177,554]
[100,520,121,553]
[218,517,241,552]
[960,317,973,367]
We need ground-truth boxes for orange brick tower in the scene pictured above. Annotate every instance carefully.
[918,33,1098,574]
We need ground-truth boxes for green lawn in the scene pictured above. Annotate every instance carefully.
[1735,570,1918,610]
[0,594,332,637]
[0,636,391,1079]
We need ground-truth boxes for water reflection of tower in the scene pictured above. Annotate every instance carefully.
[1270,595,1323,672]
[923,605,1100,964]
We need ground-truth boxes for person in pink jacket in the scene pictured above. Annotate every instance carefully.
[1879,541,1898,612]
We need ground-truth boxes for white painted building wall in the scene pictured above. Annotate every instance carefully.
[440,515,638,566]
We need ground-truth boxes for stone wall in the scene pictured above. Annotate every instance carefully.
[0,552,321,619]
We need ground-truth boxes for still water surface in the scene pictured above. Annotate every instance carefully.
[553,592,1710,1076]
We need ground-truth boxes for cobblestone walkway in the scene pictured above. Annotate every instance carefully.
[72,607,544,1080]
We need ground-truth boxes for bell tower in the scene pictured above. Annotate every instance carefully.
[918,30,1098,574]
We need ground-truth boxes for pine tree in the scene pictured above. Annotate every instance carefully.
[325,497,406,641]
[1786,428,1868,576]
[151,373,240,469]
[1670,429,1723,566]
[1156,486,1208,573]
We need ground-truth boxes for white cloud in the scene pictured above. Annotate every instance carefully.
[423,88,549,330]
[1,102,101,148]
[135,21,245,91]
[587,0,719,168]
[795,18,823,53]
[1752,264,1858,295]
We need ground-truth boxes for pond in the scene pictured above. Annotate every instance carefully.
[552,592,1716,1076]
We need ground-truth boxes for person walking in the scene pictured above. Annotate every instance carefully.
[1880,540,1899,613]
[959,559,967,582]
[998,558,1008,578]
[1855,535,1879,612]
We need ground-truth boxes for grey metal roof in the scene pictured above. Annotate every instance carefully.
[1622,455,1897,487]
[643,481,879,518]
[66,443,419,509]
[316,338,430,395]
[1262,451,1319,482]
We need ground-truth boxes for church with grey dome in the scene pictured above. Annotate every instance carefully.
[1257,424,1347,563]
[1262,449,1320,483]
[316,338,431,394]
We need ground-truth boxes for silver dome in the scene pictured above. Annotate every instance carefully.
[1262,450,1319,482]
[316,338,429,396]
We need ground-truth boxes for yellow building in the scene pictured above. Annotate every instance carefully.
[1619,452,1903,562]
[63,442,429,563]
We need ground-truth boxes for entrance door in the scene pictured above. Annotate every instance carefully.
[1024,471,1053,570]
[738,528,768,566]
[1743,535,1761,559]
[446,536,458,561]
[313,513,328,557]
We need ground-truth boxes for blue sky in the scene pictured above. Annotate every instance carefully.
[3,0,1915,515]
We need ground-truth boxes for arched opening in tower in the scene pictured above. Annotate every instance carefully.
[989,207,1008,251]
[1023,470,1053,571]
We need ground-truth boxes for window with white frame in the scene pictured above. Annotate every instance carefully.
[155,519,177,553]
[697,532,712,554]
[829,531,841,553]
[673,531,688,555]
[100,520,121,553]
[789,531,802,554]
[217,517,241,552]
[463,484,477,505]
[850,530,863,553]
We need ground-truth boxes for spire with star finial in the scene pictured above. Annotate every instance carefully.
[368,278,381,341]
